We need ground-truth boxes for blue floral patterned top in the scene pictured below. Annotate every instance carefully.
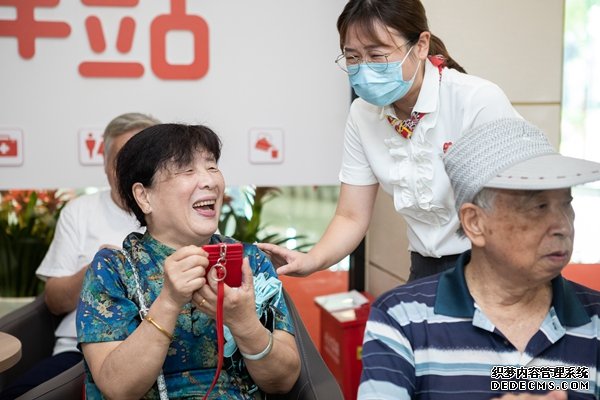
[76,232,294,399]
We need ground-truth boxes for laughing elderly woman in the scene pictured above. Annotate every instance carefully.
[76,124,300,399]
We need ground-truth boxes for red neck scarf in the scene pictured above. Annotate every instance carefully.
[386,55,445,139]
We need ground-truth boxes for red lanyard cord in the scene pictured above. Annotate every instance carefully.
[202,280,224,400]
[203,246,227,400]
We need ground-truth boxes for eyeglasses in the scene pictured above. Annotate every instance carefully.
[335,42,408,75]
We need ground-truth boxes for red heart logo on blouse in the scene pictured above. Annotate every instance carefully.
[443,142,453,153]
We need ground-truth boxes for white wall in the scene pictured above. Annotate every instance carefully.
[0,1,349,189]
[366,0,565,296]
[424,0,563,148]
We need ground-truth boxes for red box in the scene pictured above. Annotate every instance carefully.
[315,292,373,400]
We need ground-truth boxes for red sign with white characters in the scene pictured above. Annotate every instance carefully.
[0,136,18,157]
[78,129,105,166]
[0,129,23,166]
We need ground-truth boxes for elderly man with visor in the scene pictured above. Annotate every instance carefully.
[358,118,600,400]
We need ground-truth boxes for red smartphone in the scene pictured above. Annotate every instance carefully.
[202,242,243,287]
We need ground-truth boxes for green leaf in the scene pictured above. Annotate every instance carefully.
[219,186,314,251]
[0,190,68,297]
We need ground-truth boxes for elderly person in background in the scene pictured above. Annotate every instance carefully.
[358,118,600,399]
[0,112,159,400]
[76,124,300,399]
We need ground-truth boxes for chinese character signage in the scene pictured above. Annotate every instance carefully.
[0,0,71,59]
[0,0,209,79]
[0,0,350,188]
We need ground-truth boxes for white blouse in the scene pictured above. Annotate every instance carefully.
[339,58,520,257]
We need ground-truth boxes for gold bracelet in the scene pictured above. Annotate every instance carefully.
[144,315,174,341]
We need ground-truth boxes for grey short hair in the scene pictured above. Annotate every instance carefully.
[103,112,161,157]
[456,187,498,237]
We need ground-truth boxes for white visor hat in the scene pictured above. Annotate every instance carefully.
[444,118,600,211]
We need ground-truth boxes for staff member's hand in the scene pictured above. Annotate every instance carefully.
[257,243,317,277]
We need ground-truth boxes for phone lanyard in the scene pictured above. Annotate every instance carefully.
[120,248,170,400]
[203,243,228,400]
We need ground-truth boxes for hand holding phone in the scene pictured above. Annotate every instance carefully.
[202,242,243,287]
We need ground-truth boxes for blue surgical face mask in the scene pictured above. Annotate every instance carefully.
[348,46,419,107]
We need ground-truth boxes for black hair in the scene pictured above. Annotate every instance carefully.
[116,123,222,226]
[337,0,466,73]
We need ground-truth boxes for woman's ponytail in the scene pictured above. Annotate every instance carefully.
[429,34,466,73]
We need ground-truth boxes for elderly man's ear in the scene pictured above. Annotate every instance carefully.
[459,204,486,247]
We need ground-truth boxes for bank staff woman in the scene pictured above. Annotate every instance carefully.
[259,0,519,281]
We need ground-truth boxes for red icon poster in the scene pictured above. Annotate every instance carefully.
[78,129,104,165]
[249,128,283,164]
[0,129,24,166]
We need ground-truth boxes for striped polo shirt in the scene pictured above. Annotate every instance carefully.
[358,251,600,399]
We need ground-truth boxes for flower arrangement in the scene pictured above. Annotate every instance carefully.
[0,190,72,297]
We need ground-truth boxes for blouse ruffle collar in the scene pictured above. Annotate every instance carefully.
[381,59,451,225]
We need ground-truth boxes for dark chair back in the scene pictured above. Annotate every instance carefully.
[269,290,344,400]
[0,294,61,390]
[15,361,84,400]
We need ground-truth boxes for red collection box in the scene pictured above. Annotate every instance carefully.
[315,291,373,400]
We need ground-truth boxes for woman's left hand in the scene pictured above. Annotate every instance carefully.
[192,257,257,329]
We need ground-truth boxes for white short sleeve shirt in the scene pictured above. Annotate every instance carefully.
[339,58,520,257]
[36,189,143,354]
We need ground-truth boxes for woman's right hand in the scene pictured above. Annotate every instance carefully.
[160,245,209,308]
[256,243,319,277]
